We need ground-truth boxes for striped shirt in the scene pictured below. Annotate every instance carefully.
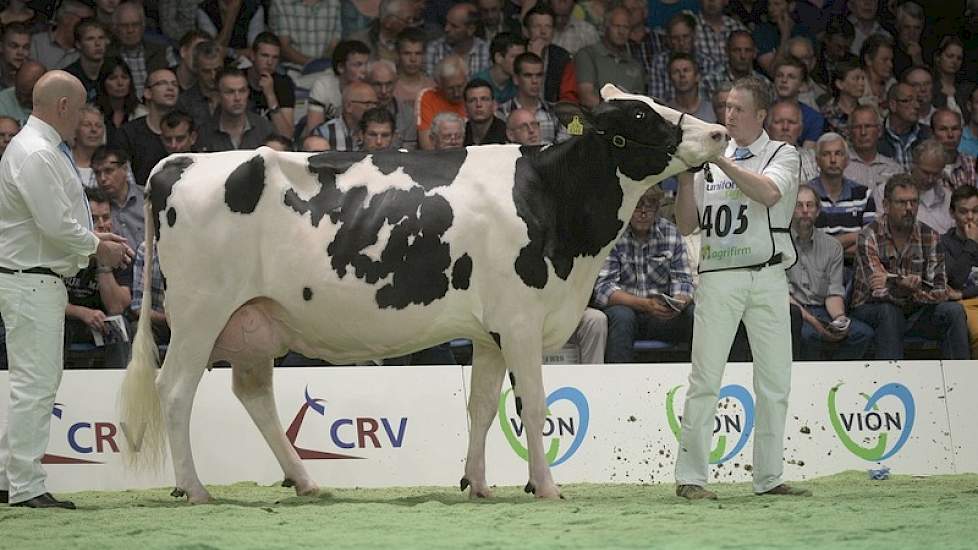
[424,37,490,79]
[809,176,876,235]
[313,116,357,151]
[592,218,695,306]
[852,215,948,308]
[943,153,977,191]
[130,242,165,315]
[269,0,341,61]
[497,97,563,145]
[694,14,747,68]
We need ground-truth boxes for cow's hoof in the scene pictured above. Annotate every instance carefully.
[469,488,493,499]
[281,478,295,488]
[524,482,535,495]
[171,487,185,498]
[187,492,212,505]
[295,480,320,497]
[460,477,470,492]
[534,485,562,500]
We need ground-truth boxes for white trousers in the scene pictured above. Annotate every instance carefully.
[569,307,607,364]
[0,272,67,504]
[674,265,792,493]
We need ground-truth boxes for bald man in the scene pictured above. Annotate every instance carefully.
[0,60,46,126]
[0,70,133,509]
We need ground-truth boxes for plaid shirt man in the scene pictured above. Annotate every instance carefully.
[269,0,341,61]
[119,46,148,98]
[131,242,165,315]
[425,37,490,80]
[851,214,949,308]
[497,96,564,145]
[593,218,695,306]
[693,14,746,68]
[646,49,720,102]
[943,153,978,190]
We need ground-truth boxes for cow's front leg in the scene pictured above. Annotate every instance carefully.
[462,341,508,499]
[503,334,561,499]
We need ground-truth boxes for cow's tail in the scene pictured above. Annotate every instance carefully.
[119,197,167,470]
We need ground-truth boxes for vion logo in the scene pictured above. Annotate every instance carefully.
[41,403,148,465]
[497,386,589,467]
[666,384,755,464]
[286,387,408,460]
[829,383,915,461]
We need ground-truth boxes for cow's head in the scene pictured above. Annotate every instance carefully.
[560,85,727,183]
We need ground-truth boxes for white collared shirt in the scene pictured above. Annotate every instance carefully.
[0,116,99,276]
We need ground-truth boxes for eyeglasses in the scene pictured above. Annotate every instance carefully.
[635,200,660,212]
[94,162,122,178]
[350,99,379,106]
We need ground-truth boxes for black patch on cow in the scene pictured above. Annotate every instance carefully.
[511,99,681,288]
[451,253,472,290]
[224,154,266,213]
[490,331,501,349]
[147,156,194,241]
[166,207,177,227]
[283,150,468,309]
[302,287,313,301]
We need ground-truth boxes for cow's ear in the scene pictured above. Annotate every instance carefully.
[554,102,597,136]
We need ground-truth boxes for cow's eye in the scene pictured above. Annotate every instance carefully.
[635,111,646,120]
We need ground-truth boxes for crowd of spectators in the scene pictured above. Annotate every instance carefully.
[0,0,977,368]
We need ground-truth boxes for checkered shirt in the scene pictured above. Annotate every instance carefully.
[694,14,747,68]
[425,36,491,79]
[269,0,342,60]
[130,242,165,314]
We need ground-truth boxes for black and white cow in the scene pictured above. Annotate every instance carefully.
[120,85,727,503]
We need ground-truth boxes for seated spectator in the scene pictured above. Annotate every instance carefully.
[900,66,935,127]
[475,0,511,43]
[65,19,110,104]
[522,4,576,104]
[931,36,969,119]
[848,0,890,56]
[703,31,768,100]
[0,115,19,158]
[197,68,275,152]
[195,0,266,56]
[0,60,45,126]
[889,1,925,79]
[575,7,645,109]
[931,108,977,191]
[789,184,874,360]
[131,241,168,345]
[263,133,293,151]
[359,107,396,151]
[593,187,694,363]
[0,22,31,89]
[812,14,857,90]
[172,29,210,93]
[65,187,133,368]
[821,60,865,139]
[247,32,296,139]
[175,40,224,126]
[72,105,107,188]
[879,83,930,171]
[648,12,721,103]
[857,33,895,113]
[0,2,44,32]
[30,0,92,70]
[304,40,371,138]
[563,308,609,364]
[940,185,978,358]
[623,0,659,89]
[109,67,179,186]
[349,0,417,63]
[301,134,331,152]
[962,87,978,158]
[313,81,378,151]
[506,108,541,146]
[93,147,144,250]
[772,55,825,149]
[470,32,524,103]
[809,133,875,259]
[392,27,434,105]
[666,52,715,123]
[93,0,119,30]
[844,105,902,193]
[785,37,828,110]
[160,109,198,154]
[368,59,416,149]
[268,0,342,68]
[107,2,170,97]
[872,139,954,235]
[425,3,490,77]
[95,57,143,145]
[551,0,600,55]
[693,0,747,70]
[429,112,465,150]
[753,0,803,75]
[497,53,562,145]
[463,78,506,146]
[766,100,819,183]
[417,55,468,150]
[711,80,731,126]
[850,174,969,360]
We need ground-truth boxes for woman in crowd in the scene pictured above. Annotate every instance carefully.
[859,33,896,112]
[931,35,969,116]
[821,60,866,138]
[94,57,144,145]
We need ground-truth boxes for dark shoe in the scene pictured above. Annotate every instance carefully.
[10,492,76,509]
[0,489,7,503]
[676,484,718,500]
[756,483,812,497]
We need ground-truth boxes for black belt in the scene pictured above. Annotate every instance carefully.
[0,266,61,278]
[746,253,783,271]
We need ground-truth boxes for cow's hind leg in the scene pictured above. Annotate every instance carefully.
[462,341,507,499]
[502,332,561,499]
[231,358,319,497]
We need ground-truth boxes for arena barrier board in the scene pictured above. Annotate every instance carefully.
[0,361,972,492]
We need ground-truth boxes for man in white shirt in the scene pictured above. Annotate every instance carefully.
[674,76,810,500]
[0,71,132,509]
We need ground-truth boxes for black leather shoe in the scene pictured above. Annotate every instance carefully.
[10,493,76,509]
[0,489,8,504]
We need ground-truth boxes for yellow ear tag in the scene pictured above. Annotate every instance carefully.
[567,115,584,136]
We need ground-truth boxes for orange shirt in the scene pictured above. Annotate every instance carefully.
[416,87,467,133]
